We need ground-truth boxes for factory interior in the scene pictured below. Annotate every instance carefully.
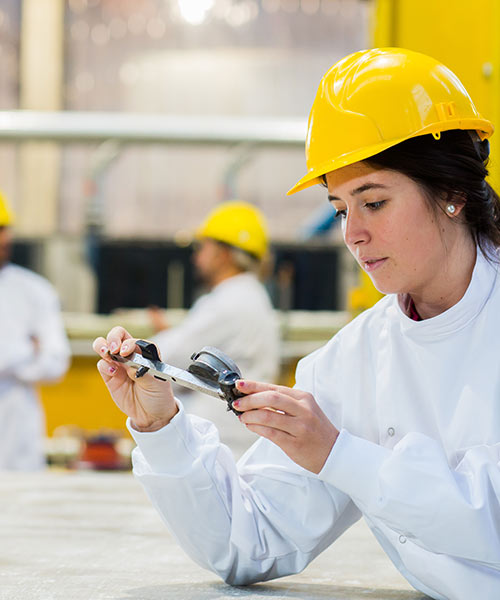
[1,1,498,598]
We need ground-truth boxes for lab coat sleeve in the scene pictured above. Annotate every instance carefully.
[12,284,70,384]
[130,406,361,585]
[0,339,33,376]
[319,428,500,570]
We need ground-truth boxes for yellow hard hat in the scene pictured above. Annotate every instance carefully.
[288,47,494,195]
[0,191,14,226]
[196,201,269,259]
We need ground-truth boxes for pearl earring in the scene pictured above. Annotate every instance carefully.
[446,204,456,215]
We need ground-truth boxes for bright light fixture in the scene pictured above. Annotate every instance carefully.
[177,0,215,25]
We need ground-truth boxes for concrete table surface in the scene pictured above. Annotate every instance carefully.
[0,471,428,600]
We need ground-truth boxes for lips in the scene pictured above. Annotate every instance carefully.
[360,257,387,272]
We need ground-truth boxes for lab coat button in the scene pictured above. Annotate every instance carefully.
[387,427,395,437]
[399,535,407,544]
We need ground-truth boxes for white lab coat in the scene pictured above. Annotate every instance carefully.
[152,272,280,384]
[129,249,500,599]
[0,264,70,470]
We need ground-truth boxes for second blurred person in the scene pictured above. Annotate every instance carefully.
[149,201,280,403]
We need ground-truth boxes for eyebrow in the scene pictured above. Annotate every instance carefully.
[328,182,389,202]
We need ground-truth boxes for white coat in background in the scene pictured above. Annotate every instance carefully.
[152,272,280,450]
[129,249,500,600]
[0,264,70,470]
[152,271,280,385]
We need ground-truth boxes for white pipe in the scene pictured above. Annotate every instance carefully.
[0,110,306,146]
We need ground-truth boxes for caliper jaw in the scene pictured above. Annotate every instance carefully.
[109,341,244,415]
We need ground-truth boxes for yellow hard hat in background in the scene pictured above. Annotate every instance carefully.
[0,191,14,226]
[196,201,269,260]
[288,47,494,195]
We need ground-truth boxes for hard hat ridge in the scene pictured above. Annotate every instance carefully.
[288,47,494,195]
[196,200,269,260]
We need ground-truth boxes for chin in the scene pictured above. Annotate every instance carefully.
[368,276,402,296]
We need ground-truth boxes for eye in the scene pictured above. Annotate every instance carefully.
[333,208,347,219]
[365,200,386,211]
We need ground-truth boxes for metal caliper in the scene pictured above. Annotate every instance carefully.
[109,340,243,415]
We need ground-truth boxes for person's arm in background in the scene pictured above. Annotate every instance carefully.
[0,340,33,378]
[147,306,169,333]
[12,281,70,384]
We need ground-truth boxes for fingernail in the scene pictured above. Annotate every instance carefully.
[237,380,245,388]
[108,365,117,374]
[121,343,129,353]
[233,400,240,408]
[100,346,108,355]
[109,343,118,353]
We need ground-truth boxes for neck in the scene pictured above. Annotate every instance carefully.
[410,238,477,319]
[208,266,243,288]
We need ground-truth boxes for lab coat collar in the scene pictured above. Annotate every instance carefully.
[392,247,498,341]
[212,271,256,292]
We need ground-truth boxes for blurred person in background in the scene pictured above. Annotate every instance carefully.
[0,192,70,470]
[148,201,280,389]
[93,48,500,599]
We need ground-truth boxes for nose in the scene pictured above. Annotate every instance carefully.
[342,210,370,248]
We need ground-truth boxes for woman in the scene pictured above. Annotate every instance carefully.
[94,48,500,599]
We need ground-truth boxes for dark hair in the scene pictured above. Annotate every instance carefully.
[363,130,500,260]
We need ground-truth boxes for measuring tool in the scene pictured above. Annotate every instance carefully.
[109,340,243,415]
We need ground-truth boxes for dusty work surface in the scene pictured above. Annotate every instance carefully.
[0,471,427,600]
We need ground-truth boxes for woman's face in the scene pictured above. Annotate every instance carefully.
[325,162,466,297]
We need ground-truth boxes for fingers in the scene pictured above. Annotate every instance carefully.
[93,332,162,386]
[92,326,132,353]
[96,358,118,381]
[240,404,295,437]
[234,381,339,473]
[233,380,321,442]
[234,380,310,417]
[93,336,107,355]
[236,379,307,400]
[106,326,133,354]
[93,327,141,362]
[234,383,301,436]
[235,392,297,419]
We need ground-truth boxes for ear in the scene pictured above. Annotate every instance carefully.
[443,193,466,218]
[215,242,234,266]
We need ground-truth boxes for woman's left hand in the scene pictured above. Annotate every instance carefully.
[234,380,339,474]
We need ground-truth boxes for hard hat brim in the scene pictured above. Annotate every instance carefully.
[287,118,494,196]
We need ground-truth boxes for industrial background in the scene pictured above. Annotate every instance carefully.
[1,1,499,598]
[1,0,498,450]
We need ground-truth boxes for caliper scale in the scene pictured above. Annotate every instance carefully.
[109,340,243,415]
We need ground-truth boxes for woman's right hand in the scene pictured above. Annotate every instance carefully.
[93,326,178,432]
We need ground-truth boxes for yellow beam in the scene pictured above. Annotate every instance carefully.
[40,357,129,437]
